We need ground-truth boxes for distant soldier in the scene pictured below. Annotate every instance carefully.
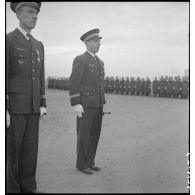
[119,77,125,94]
[164,76,168,97]
[64,77,70,90]
[178,76,183,98]
[141,78,145,96]
[61,77,66,90]
[159,76,164,97]
[48,77,52,89]
[109,76,115,93]
[113,76,119,94]
[181,76,188,99]
[152,77,159,97]
[104,76,109,93]
[130,77,136,95]
[144,77,151,96]
[135,77,141,95]
[123,77,130,94]
[167,77,174,98]
[53,77,57,89]
[174,76,180,98]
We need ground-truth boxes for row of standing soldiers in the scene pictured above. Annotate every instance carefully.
[47,76,189,99]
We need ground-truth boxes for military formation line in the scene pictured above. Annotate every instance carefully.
[47,75,189,99]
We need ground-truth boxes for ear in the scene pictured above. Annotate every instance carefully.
[15,7,23,20]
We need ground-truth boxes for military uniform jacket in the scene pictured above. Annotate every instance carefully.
[69,51,106,107]
[6,28,46,114]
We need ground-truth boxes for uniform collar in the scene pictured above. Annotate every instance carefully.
[86,50,96,58]
[17,26,31,40]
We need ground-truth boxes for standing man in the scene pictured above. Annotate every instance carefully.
[69,29,106,175]
[6,2,46,193]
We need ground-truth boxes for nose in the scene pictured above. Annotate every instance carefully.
[32,13,38,20]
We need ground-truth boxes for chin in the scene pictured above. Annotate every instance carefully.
[29,25,36,29]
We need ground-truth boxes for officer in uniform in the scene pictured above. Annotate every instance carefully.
[6,2,46,193]
[69,29,106,175]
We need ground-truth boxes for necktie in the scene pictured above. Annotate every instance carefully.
[26,33,32,42]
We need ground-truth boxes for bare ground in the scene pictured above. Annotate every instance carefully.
[36,89,189,193]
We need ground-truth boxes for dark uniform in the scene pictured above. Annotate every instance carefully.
[108,76,114,93]
[140,78,145,96]
[159,76,164,97]
[69,29,105,170]
[152,77,158,96]
[119,77,125,94]
[167,77,173,98]
[104,76,109,93]
[6,3,46,193]
[174,76,181,98]
[135,77,141,95]
[113,76,120,94]
[130,77,136,95]
[144,77,151,96]
[163,76,168,97]
[124,77,130,95]
[181,77,188,99]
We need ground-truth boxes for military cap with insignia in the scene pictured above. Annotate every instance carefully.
[80,28,102,42]
[10,2,41,13]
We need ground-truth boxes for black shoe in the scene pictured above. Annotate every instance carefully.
[22,189,45,193]
[32,190,45,193]
[90,165,101,171]
[78,168,93,175]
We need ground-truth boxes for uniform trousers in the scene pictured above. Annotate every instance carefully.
[76,107,103,169]
[6,114,39,193]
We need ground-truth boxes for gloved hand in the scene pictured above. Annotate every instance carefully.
[40,106,47,119]
[72,104,84,118]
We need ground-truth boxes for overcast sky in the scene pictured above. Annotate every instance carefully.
[6,2,189,79]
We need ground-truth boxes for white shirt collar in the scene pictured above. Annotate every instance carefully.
[87,50,96,58]
[17,26,30,40]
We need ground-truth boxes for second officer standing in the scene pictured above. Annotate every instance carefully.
[69,29,106,175]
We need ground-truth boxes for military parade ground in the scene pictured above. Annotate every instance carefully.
[36,85,189,193]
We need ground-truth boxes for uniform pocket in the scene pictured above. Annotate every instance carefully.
[8,86,24,93]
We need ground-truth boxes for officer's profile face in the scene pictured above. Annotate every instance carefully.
[86,39,101,54]
[17,6,38,30]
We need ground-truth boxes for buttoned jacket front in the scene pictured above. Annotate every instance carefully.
[69,52,106,107]
[6,28,46,114]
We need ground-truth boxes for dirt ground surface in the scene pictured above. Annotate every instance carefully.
[36,89,189,193]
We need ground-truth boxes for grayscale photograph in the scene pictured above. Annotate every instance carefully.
[6,1,189,193]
